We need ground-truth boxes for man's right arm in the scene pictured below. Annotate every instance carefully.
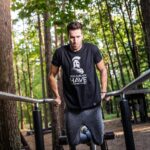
[49,64,61,105]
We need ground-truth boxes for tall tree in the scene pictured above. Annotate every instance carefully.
[43,0,63,148]
[135,0,150,68]
[37,14,48,128]
[140,0,150,68]
[21,58,33,129]
[15,56,24,129]
[0,0,21,149]
[124,0,140,77]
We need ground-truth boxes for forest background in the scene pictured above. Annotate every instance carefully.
[11,0,150,127]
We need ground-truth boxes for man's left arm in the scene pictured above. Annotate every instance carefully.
[96,59,108,100]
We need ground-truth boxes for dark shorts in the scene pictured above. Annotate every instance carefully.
[65,106,104,146]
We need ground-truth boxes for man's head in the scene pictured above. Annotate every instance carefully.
[67,21,83,51]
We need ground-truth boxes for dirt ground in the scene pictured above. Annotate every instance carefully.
[22,119,150,150]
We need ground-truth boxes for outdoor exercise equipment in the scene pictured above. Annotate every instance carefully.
[0,69,150,150]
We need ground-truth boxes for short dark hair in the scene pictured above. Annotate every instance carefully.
[67,21,83,34]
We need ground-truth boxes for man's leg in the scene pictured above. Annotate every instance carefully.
[84,106,104,145]
[65,109,82,146]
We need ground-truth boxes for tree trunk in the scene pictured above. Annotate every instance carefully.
[0,0,21,149]
[140,0,150,68]
[26,53,33,98]
[43,3,63,148]
[124,0,141,77]
[15,56,24,129]
[125,63,132,82]
[21,58,32,129]
[37,14,48,128]
[26,53,34,128]
[135,0,150,68]
[116,26,134,75]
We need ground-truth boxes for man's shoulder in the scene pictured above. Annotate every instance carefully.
[84,42,98,49]
[56,44,69,53]
[83,42,99,53]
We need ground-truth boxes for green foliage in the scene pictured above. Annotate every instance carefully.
[11,0,150,126]
[104,113,118,120]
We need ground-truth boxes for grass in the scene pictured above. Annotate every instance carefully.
[103,113,118,120]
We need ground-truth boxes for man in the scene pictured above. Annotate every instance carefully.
[49,21,107,148]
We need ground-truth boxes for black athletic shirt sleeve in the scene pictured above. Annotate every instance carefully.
[93,45,102,64]
[52,49,62,67]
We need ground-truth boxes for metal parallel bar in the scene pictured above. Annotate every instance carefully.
[0,89,150,104]
[39,99,54,103]
[123,89,150,95]
[106,89,150,97]
[121,69,150,93]
[0,91,54,103]
[106,69,150,97]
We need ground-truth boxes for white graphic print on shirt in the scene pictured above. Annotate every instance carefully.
[70,56,87,85]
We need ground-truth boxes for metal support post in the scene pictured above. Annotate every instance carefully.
[33,103,45,150]
[120,94,135,150]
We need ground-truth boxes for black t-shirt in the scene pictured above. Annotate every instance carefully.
[52,42,102,110]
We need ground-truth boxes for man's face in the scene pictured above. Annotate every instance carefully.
[68,29,83,51]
